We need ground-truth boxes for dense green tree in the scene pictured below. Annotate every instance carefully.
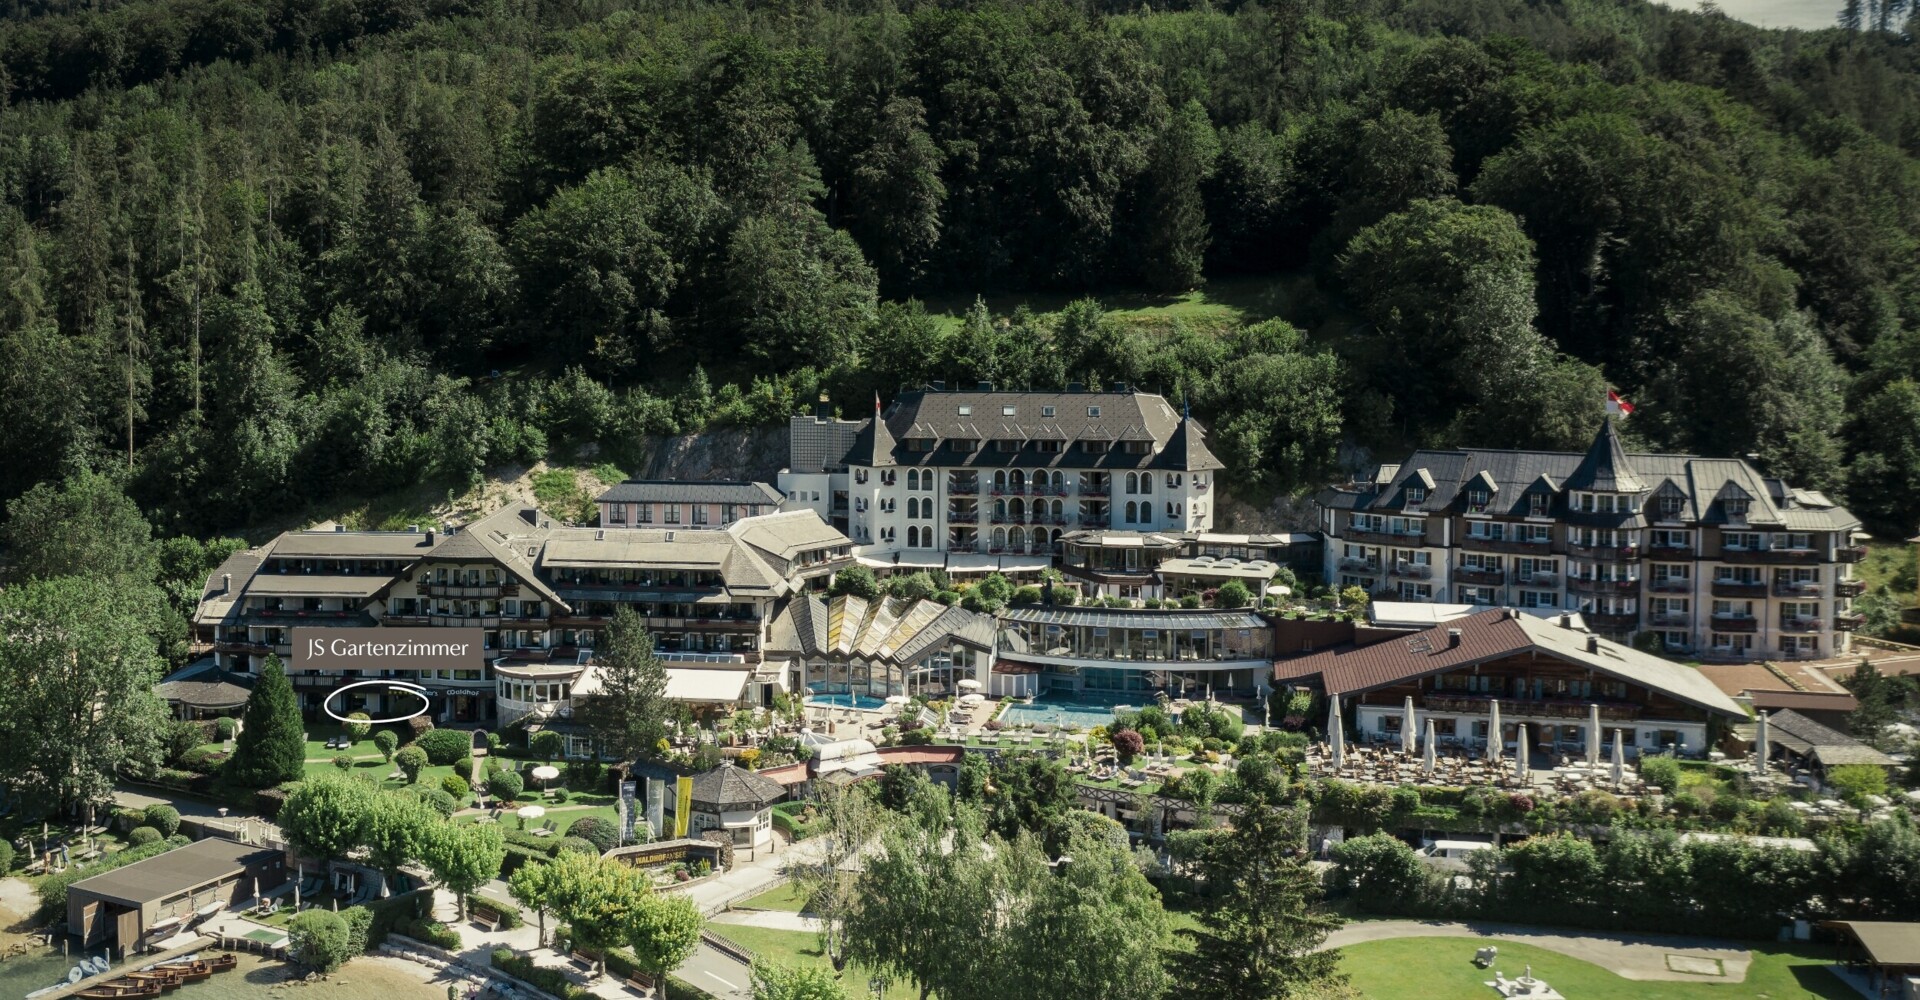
[0,575,169,813]
[1140,100,1221,292]
[279,773,376,862]
[576,607,670,763]
[750,962,849,1000]
[626,892,703,1000]
[4,469,156,583]
[423,822,506,920]
[828,565,881,600]
[228,657,306,787]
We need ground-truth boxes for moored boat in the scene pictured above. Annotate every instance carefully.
[75,982,161,999]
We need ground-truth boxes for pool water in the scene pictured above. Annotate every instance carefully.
[999,699,1120,729]
[806,693,886,710]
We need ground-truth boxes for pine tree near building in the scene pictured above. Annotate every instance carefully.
[229,656,305,787]
[576,607,670,763]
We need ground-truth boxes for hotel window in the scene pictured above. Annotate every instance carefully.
[1724,498,1750,518]
[1528,493,1550,516]
[1724,532,1760,551]
[1123,440,1152,454]
[1167,473,1183,488]
[1166,501,1180,519]
[1519,591,1556,609]
[1003,405,1017,416]
[957,405,972,416]
[1082,439,1109,453]
[1771,533,1811,551]
[692,506,709,525]
[1466,488,1490,511]
[995,439,1021,452]
[1087,406,1101,416]
[609,504,627,524]
[1407,486,1427,505]
[1042,405,1056,417]
[1038,439,1062,453]
[662,503,679,525]
[1658,494,1684,518]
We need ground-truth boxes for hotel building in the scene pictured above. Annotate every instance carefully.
[1314,421,1866,661]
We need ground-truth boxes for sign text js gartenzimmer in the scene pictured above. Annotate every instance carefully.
[293,627,485,671]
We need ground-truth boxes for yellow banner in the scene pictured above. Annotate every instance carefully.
[674,775,693,838]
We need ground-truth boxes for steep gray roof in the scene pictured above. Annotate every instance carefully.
[832,387,1222,471]
[688,763,786,810]
[595,480,782,506]
[1563,419,1646,493]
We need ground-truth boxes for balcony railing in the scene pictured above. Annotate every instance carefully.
[1570,543,1640,561]
[1585,611,1640,630]
[947,481,979,496]
[1838,545,1869,563]
[1514,573,1557,588]
[1453,567,1506,586]
[1647,544,1694,559]
[1836,579,1867,598]
[1773,581,1824,598]
[1568,577,1640,594]
[1338,558,1381,573]
[1720,547,1821,565]
[1710,580,1767,599]
[1421,692,1641,721]
[1779,617,1825,634]
[1346,526,1425,545]
[1835,611,1867,632]
[1649,578,1692,594]
[1390,562,1431,580]
[1710,615,1759,633]
[1460,534,1552,555]
[419,582,511,598]
[1650,613,1691,628]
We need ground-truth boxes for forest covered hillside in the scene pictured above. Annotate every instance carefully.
[3,0,1920,539]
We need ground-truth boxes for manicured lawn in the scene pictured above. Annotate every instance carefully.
[1338,937,1854,1000]
[703,925,923,1000]
[924,272,1336,339]
[737,883,811,913]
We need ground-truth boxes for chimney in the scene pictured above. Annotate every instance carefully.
[407,524,419,533]
[1559,614,1573,629]
[425,528,436,545]
[1447,629,1462,648]
[1586,635,1601,653]
[813,393,834,420]
[221,573,232,594]
[334,524,346,532]
[595,529,606,541]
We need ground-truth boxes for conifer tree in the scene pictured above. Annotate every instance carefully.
[230,656,305,787]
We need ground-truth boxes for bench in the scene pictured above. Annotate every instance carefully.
[624,971,654,995]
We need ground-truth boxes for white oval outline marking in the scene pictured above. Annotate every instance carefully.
[324,680,432,725]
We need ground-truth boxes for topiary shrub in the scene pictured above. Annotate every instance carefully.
[565,817,617,853]
[416,728,471,766]
[214,717,237,740]
[548,787,569,803]
[332,754,354,770]
[128,826,161,846]
[488,770,524,802]
[345,712,372,741]
[443,774,472,800]
[1110,728,1144,763]
[1638,754,1681,794]
[143,804,181,838]
[0,840,14,872]
[396,746,428,783]
[550,836,598,858]
[412,786,457,818]
[289,909,352,972]
[374,730,399,762]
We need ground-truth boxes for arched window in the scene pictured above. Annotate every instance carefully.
[906,498,917,519]
[1009,527,1027,551]
[995,499,1008,520]
[1124,473,1137,494]
[1141,475,1153,494]
[1033,469,1050,493]
[994,470,1008,491]
[1050,499,1063,519]
[1125,502,1137,523]
[1010,469,1025,490]
[992,528,1007,550]
[1050,470,1064,490]
[909,470,921,490]
[1010,498,1025,520]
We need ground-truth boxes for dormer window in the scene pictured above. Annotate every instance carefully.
[995,439,1021,453]
[905,438,935,452]
[1087,406,1101,417]
[1083,440,1110,454]
[1528,494,1549,517]
[1122,440,1151,455]
[957,405,972,416]
[1042,406,1056,417]
[1406,487,1427,505]
[1002,405,1017,416]
[1725,498,1749,518]
[1467,489,1491,512]
[951,438,979,452]
[1659,495,1684,519]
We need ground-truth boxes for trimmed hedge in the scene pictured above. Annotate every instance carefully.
[128,827,162,846]
[143,804,181,837]
[415,728,472,766]
[492,949,594,1000]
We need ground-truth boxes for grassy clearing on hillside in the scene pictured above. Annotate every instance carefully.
[1339,937,1851,1000]
[925,272,1346,340]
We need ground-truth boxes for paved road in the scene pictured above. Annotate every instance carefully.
[678,944,752,999]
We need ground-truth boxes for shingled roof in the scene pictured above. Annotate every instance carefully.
[1274,607,1744,718]
[1562,419,1646,493]
[687,762,786,810]
[1764,709,1898,768]
[826,387,1222,471]
[595,480,782,506]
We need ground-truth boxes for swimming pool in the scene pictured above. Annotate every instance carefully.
[998,698,1120,729]
[806,693,887,710]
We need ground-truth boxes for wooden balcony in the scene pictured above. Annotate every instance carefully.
[1778,617,1825,634]
[1835,579,1867,598]
[1648,579,1692,594]
[1838,545,1869,563]
[1337,558,1382,574]
[1420,692,1641,721]
[1345,527,1426,546]
[1585,611,1641,630]
[1710,615,1759,633]
[1458,535,1552,556]
[1514,573,1557,588]
[1453,567,1505,586]
[1719,548,1821,565]
[1649,613,1691,629]
[1568,577,1639,594]
[419,582,514,598]
[1390,562,1432,580]
[947,481,979,496]
[1835,611,1867,632]
[1710,580,1767,599]
[1773,581,1825,598]
[1647,544,1694,559]
[1569,543,1640,562]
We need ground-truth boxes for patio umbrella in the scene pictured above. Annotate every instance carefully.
[957,679,982,691]
[1400,695,1417,754]
[1422,719,1436,778]
[1611,729,1626,787]
[1328,698,1345,772]
[517,805,546,830]
[1754,711,1770,773]
[1514,724,1530,785]
[1587,703,1601,767]
[294,863,301,910]
[885,695,910,709]
[1486,700,1502,765]
[531,765,561,792]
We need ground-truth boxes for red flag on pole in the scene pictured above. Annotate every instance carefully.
[1606,390,1634,417]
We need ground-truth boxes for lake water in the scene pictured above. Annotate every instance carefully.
[1655,0,1847,30]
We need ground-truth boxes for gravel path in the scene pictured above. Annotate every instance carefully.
[1320,919,1753,982]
